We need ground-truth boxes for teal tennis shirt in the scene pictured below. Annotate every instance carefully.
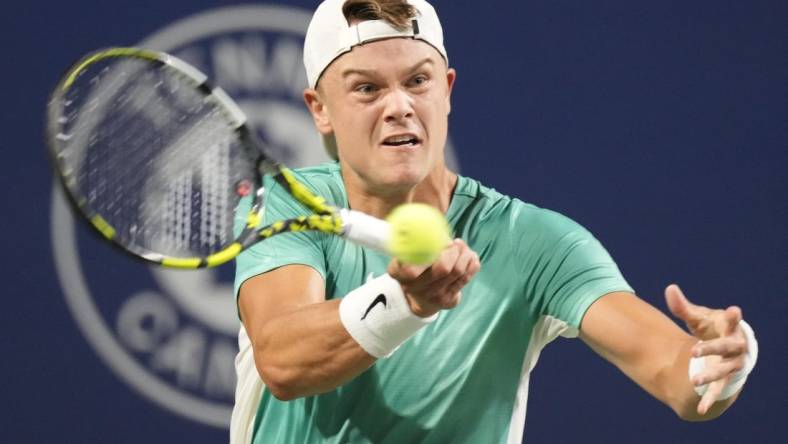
[234,162,632,443]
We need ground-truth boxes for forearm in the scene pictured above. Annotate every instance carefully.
[581,292,743,422]
[252,299,375,400]
[242,244,477,401]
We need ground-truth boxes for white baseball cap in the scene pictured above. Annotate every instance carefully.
[303,0,449,89]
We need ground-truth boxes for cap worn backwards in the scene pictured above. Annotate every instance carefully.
[303,0,449,90]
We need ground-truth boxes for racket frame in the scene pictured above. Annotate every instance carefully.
[46,47,374,269]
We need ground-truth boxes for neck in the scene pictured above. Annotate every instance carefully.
[342,165,458,219]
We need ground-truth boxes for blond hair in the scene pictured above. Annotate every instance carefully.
[342,0,418,30]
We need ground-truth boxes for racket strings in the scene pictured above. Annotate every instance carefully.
[56,56,257,257]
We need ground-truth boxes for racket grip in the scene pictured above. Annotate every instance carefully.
[339,208,391,253]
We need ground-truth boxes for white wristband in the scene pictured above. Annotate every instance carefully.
[689,320,758,400]
[339,274,438,358]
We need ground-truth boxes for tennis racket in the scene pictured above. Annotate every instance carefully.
[46,47,393,269]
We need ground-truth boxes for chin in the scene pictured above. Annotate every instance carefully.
[377,166,427,191]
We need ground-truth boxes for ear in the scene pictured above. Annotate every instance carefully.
[303,88,334,135]
[444,68,457,114]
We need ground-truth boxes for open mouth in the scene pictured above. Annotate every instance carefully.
[382,134,421,147]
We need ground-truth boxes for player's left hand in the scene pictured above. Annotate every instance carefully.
[665,284,748,415]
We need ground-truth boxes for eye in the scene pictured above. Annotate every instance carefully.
[409,74,430,87]
[354,83,377,94]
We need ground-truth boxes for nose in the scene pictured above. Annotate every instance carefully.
[383,87,414,123]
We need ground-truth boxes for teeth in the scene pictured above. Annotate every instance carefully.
[384,135,416,144]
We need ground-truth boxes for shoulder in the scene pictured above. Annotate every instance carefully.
[286,161,343,190]
[291,161,342,180]
[452,175,585,239]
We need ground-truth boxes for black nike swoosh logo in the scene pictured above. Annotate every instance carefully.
[361,294,387,320]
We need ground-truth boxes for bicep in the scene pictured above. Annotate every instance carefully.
[238,264,326,338]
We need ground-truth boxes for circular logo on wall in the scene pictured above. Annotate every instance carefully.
[51,3,460,429]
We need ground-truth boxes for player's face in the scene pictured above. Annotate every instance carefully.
[307,38,456,194]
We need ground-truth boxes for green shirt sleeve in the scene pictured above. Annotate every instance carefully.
[233,174,328,302]
[511,205,633,331]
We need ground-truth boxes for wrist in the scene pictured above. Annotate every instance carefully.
[339,274,439,358]
[403,292,440,318]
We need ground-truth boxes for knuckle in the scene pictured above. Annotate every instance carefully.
[402,267,424,282]
[443,284,459,297]
[435,291,450,305]
[432,263,451,277]
[724,340,742,355]
[446,241,462,254]
[447,280,465,295]
[398,268,416,281]
[443,292,461,308]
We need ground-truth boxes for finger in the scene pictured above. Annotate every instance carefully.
[692,336,748,359]
[436,286,463,308]
[692,357,744,386]
[720,306,743,336]
[440,263,478,306]
[664,284,702,323]
[439,290,462,309]
[458,250,481,287]
[466,251,481,277]
[387,259,428,282]
[424,250,476,304]
[665,285,719,338]
[698,378,727,415]
[445,274,471,296]
[436,247,478,292]
[423,264,470,298]
[450,244,474,278]
[394,243,460,286]
[424,240,463,281]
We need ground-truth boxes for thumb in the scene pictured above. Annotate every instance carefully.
[665,284,697,323]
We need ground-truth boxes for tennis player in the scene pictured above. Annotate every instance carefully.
[231,1,758,442]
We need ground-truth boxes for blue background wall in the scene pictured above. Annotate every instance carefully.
[1,1,785,442]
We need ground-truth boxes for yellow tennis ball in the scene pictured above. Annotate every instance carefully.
[386,203,450,265]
